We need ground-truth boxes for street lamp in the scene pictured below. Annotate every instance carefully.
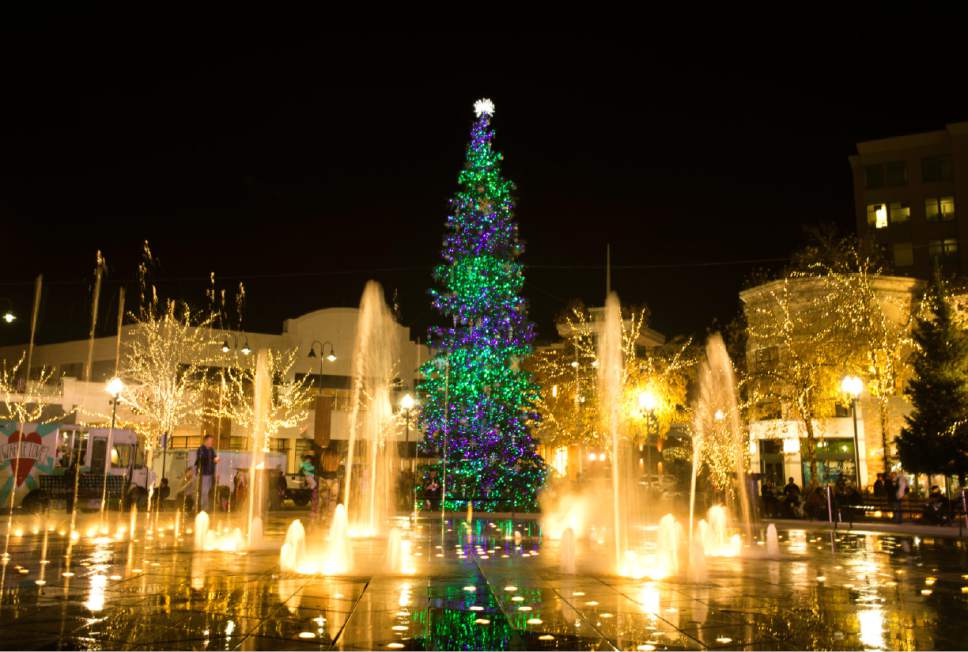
[308,340,337,393]
[100,377,125,514]
[221,332,252,356]
[308,340,337,363]
[0,298,15,324]
[841,375,864,488]
[638,389,657,413]
[400,392,417,514]
[637,389,659,482]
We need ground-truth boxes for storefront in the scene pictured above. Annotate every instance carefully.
[800,438,856,486]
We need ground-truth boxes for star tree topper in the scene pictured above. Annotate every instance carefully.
[473,97,495,117]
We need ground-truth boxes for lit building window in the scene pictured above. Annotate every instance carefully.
[892,243,914,268]
[866,203,889,229]
[922,155,952,183]
[928,238,958,259]
[925,196,956,221]
[889,202,910,223]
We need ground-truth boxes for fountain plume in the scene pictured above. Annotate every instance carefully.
[343,281,399,535]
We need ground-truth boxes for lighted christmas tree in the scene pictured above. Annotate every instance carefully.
[418,98,546,511]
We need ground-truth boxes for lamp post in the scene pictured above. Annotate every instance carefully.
[637,389,658,484]
[841,375,864,488]
[400,392,416,513]
[101,376,125,517]
[221,332,252,356]
[308,340,337,389]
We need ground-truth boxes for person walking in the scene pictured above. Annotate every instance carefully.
[194,434,219,513]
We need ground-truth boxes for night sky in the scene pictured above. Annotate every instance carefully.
[3,24,966,348]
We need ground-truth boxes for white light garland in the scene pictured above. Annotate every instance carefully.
[473,98,495,117]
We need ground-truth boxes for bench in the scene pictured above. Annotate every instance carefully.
[836,494,966,529]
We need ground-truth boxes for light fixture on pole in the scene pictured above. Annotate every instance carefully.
[0,298,15,324]
[637,389,659,482]
[400,392,417,515]
[221,332,252,356]
[308,340,337,392]
[841,374,864,488]
[99,376,125,513]
[308,340,336,362]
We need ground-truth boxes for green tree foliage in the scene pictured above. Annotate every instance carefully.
[897,277,968,480]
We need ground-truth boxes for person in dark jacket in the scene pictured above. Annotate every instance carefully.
[194,435,219,512]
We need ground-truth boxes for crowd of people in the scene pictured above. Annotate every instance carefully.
[760,470,957,525]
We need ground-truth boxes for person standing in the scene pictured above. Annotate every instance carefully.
[873,473,884,498]
[319,445,340,512]
[194,434,219,513]
[300,454,319,516]
[892,471,908,523]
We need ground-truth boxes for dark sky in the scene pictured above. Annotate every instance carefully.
[2,23,966,348]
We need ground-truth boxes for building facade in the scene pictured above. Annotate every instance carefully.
[850,121,968,277]
[741,275,923,490]
[0,307,428,472]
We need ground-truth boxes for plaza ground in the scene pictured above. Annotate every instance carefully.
[0,512,967,650]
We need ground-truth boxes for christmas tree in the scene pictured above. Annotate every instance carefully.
[897,276,968,481]
[418,98,546,512]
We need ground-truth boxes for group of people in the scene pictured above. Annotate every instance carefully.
[760,477,811,518]
[761,469,956,525]
[297,446,340,516]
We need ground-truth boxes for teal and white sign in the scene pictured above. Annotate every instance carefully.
[0,422,59,506]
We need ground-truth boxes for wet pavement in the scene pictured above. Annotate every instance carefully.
[0,511,967,650]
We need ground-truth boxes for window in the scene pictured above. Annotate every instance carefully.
[929,238,958,259]
[864,165,884,189]
[922,155,953,182]
[925,196,956,221]
[889,202,910,223]
[885,160,907,186]
[865,161,907,188]
[866,203,888,229]
[892,243,914,267]
[271,438,290,453]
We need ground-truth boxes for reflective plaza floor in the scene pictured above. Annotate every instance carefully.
[0,510,967,650]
